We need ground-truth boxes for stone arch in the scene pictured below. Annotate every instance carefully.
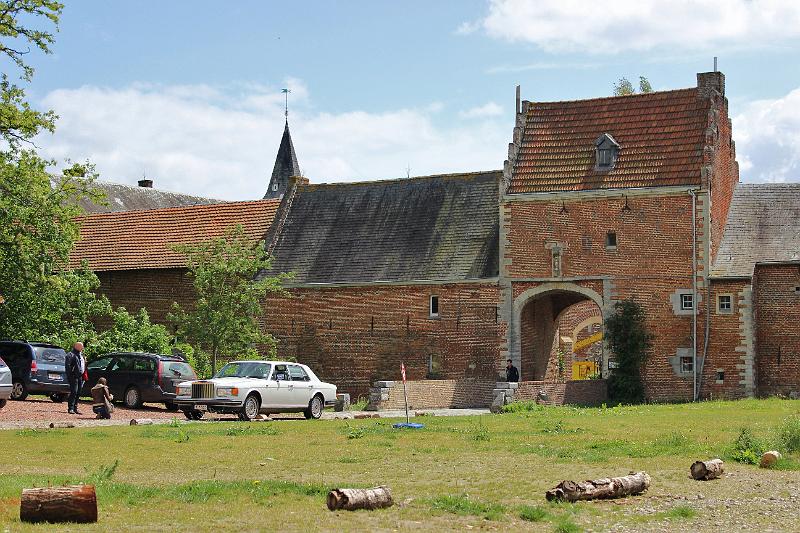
[510,282,605,381]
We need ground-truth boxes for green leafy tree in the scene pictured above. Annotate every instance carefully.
[605,300,652,403]
[613,76,653,96]
[169,225,292,375]
[0,1,108,344]
[86,308,172,359]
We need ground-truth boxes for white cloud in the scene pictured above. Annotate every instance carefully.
[459,101,504,119]
[733,87,800,182]
[465,0,800,53]
[36,81,508,200]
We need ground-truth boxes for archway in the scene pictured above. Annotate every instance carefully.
[511,283,605,382]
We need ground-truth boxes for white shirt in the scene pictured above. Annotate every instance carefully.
[79,353,86,374]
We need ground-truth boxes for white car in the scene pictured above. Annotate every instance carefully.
[174,361,336,421]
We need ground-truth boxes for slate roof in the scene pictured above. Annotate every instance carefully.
[71,200,280,271]
[265,171,501,284]
[509,89,711,193]
[264,121,300,199]
[711,183,800,278]
[78,180,223,214]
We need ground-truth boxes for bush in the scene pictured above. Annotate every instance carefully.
[777,416,800,453]
[87,308,172,359]
[730,427,764,464]
[605,300,652,404]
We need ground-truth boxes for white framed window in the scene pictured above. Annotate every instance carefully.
[680,293,694,311]
[717,294,733,314]
[272,183,278,191]
[680,356,693,373]
[429,295,439,318]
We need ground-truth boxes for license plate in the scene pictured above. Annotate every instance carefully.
[48,373,61,381]
[195,404,208,411]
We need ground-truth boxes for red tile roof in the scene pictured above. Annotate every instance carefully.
[71,200,280,271]
[509,88,711,193]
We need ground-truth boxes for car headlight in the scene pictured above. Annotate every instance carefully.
[175,385,189,396]
[216,387,239,397]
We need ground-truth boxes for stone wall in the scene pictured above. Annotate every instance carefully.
[512,379,608,406]
[366,378,497,411]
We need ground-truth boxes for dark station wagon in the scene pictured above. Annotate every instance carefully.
[82,352,197,410]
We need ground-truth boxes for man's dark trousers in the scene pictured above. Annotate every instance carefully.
[67,378,82,413]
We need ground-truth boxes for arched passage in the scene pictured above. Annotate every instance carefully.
[511,283,605,381]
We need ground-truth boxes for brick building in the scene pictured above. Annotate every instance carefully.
[71,70,800,403]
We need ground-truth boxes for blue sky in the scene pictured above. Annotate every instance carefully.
[22,1,800,199]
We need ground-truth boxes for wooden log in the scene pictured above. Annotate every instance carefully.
[690,459,724,480]
[48,422,75,429]
[20,485,97,523]
[327,486,393,511]
[545,472,650,502]
[760,451,782,468]
[129,418,154,425]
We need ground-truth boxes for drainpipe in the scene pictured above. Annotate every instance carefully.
[689,189,698,402]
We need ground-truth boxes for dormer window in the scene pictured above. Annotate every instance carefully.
[595,133,620,171]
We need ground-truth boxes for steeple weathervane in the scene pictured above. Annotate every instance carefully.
[282,88,290,122]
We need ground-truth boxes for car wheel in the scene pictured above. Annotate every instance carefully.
[164,401,178,411]
[49,393,67,403]
[11,381,28,401]
[124,386,143,408]
[0,399,6,409]
[304,394,324,420]
[240,394,260,421]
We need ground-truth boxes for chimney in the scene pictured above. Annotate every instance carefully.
[697,71,725,98]
[138,178,153,188]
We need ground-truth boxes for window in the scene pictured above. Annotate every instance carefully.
[87,357,113,371]
[133,358,156,372]
[289,365,309,381]
[429,295,439,318]
[272,364,288,381]
[717,294,733,314]
[605,231,617,249]
[680,356,693,373]
[680,293,694,311]
[716,370,725,383]
[427,354,442,378]
[595,133,620,170]
[272,183,278,191]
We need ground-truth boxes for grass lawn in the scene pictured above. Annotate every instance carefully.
[1,398,799,532]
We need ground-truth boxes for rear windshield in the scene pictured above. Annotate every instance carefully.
[162,361,196,379]
[33,347,67,364]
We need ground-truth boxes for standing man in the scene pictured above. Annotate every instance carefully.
[506,358,519,383]
[64,342,85,415]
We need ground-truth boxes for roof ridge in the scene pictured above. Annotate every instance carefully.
[78,198,280,219]
[93,179,221,200]
[302,169,502,189]
[525,87,698,108]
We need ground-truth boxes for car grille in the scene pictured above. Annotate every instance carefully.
[191,382,215,399]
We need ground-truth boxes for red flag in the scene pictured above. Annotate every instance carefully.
[401,362,406,383]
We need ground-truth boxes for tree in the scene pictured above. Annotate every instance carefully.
[613,76,653,96]
[605,300,652,403]
[86,308,172,360]
[169,225,292,375]
[0,1,108,345]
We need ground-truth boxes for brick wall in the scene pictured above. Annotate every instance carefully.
[367,378,496,410]
[754,264,800,397]
[263,283,502,399]
[513,379,607,406]
[707,93,740,263]
[96,268,195,326]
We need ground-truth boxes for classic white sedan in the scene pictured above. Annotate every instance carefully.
[174,361,337,421]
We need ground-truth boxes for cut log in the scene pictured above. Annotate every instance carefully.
[327,486,393,511]
[690,459,724,480]
[20,485,97,523]
[129,418,153,425]
[48,422,75,429]
[545,472,650,502]
[760,450,782,468]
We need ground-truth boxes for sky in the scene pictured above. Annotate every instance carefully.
[17,0,800,200]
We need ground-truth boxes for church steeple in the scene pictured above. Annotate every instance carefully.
[264,119,300,200]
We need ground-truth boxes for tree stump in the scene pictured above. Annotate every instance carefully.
[690,459,724,480]
[20,485,97,523]
[129,418,153,425]
[545,472,650,502]
[327,486,393,511]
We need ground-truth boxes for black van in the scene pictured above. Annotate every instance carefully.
[82,352,197,409]
[0,341,71,402]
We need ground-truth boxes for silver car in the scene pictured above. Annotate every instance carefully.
[0,357,12,408]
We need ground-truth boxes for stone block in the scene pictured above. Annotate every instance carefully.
[334,393,351,412]
[374,381,395,388]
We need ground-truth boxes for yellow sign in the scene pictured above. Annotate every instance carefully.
[572,361,597,380]
[572,331,602,352]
